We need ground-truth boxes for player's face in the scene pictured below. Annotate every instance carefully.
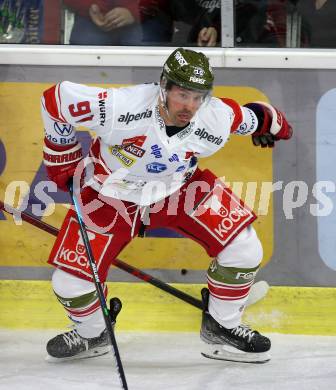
[166,85,205,127]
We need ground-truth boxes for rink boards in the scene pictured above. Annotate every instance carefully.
[1,280,336,335]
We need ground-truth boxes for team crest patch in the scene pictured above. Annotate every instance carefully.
[190,183,256,246]
[49,217,113,279]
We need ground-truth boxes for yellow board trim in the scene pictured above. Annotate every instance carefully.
[1,281,335,335]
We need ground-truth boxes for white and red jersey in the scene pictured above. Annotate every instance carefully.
[41,82,258,205]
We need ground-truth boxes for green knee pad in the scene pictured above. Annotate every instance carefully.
[54,289,98,310]
[207,258,259,285]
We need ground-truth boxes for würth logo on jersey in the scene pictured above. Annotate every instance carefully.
[195,128,223,145]
[98,92,107,99]
[118,109,152,125]
[98,91,107,126]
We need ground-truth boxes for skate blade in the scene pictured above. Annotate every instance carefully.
[45,345,111,363]
[201,343,271,364]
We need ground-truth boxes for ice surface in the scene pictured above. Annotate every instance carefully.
[0,330,336,390]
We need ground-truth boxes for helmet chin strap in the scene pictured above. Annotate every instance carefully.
[159,86,174,125]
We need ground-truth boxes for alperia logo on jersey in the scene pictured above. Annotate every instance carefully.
[195,128,223,145]
[169,154,179,162]
[118,109,152,125]
[151,144,162,158]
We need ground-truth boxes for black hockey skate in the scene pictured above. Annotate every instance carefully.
[200,288,271,363]
[46,328,110,362]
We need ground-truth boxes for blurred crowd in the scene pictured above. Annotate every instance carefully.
[0,0,335,48]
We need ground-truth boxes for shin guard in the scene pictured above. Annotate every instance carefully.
[207,226,263,328]
[52,269,106,338]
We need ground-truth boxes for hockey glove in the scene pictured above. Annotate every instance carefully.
[43,137,83,191]
[245,102,293,148]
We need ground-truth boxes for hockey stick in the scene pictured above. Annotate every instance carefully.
[68,182,128,390]
[0,200,269,310]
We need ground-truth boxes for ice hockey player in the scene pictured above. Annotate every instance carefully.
[41,47,292,363]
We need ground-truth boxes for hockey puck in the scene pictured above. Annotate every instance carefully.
[181,268,188,275]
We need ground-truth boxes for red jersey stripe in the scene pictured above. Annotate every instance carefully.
[56,84,67,122]
[43,84,66,123]
[220,98,243,133]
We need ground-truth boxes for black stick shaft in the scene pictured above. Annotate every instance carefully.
[0,200,203,310]
[68,184,128,390]
[110,258,203,310]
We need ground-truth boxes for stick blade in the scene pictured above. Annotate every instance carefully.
[109,297,122,323]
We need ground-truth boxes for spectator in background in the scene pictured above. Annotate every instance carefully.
[63,0,142,45]
[140,0,221,47]
[264,0,285,48]
[139,0,173,44]
[235,0,280,47]
[188,0,299,48]
[194,0,309,49]
[175,0,221,46]
[297,0,336,48]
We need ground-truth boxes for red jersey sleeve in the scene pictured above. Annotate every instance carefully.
[219,98,243,133]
